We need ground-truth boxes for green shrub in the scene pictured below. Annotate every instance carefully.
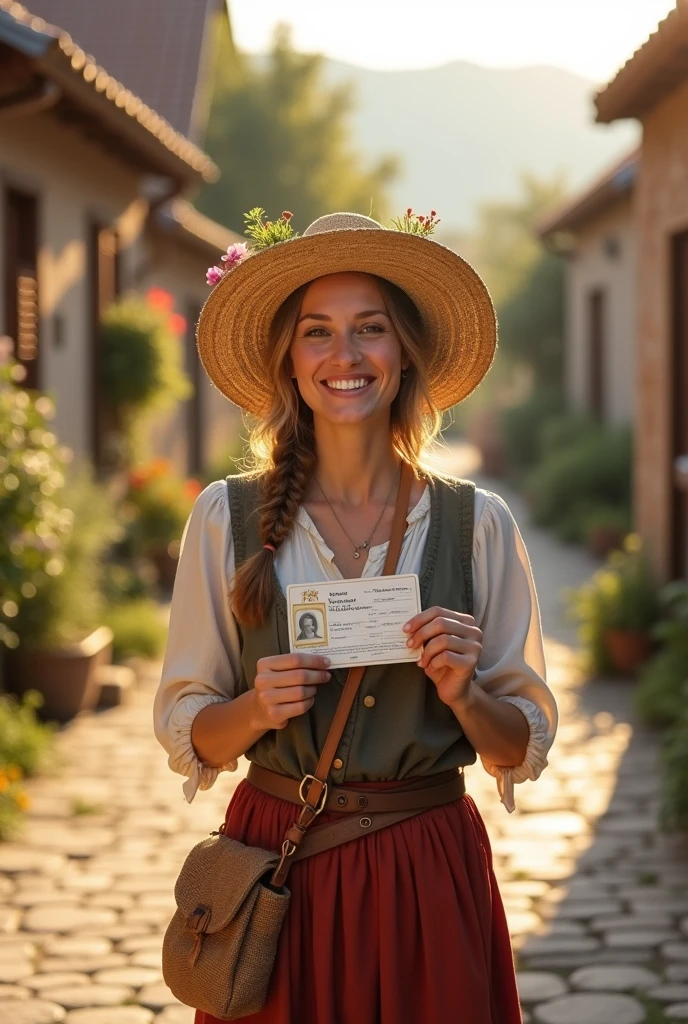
[567,535,660,675]
[12,468,120,650]
[660,709,688,833]
[0,690,56,778]
[103,599,167,662]
[499,389,563,476]
[0,359,73,650]
[0,688,51,838]
[101,293,191,413]
[635,582,688,729]
[100,291,192,465]
[539,413,599,461]
[122,461,200,560]
[526,426,632,531]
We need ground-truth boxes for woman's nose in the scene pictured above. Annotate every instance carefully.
[330,330,362,364]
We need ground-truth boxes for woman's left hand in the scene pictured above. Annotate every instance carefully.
[403,606,482,707]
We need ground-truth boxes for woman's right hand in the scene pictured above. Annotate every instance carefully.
[253,653,332,730]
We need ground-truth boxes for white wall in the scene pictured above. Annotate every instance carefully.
[0,110,148,456]
[565,195,636,426]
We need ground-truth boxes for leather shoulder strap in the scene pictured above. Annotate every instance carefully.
[271,461,414,887]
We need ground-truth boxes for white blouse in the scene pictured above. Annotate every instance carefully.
[154,480,558,812]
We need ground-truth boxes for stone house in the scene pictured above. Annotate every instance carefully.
[538,149,638,428]
[596,2,688,580]
[0,0,242,476]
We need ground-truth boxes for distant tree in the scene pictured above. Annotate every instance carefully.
[470,172,568,306]
[463,172,568,393]
[197,18,399,233]
[497,249,565,390]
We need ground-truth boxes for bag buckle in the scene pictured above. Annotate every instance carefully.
[298,774,328,817]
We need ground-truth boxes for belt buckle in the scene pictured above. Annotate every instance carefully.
[298,774,328,817]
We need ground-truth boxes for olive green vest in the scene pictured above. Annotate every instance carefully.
[227,472,477,783]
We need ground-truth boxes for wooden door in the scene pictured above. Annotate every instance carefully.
[671,231,688,579]
[88,222,120,465]
[588,287,606,421]
[4,188,39,388]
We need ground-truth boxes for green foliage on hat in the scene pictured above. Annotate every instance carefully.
[389,209,440,236]
[244,208,298,249]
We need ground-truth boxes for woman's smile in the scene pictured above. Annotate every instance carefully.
[320,374,377,396]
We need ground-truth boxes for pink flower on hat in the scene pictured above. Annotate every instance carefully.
[206,266,224,286]
[221,242,248,266]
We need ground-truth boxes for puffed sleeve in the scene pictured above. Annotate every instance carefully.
[472,490,558,813]
[153,480,242,802]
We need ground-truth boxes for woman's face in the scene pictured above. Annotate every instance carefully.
[301,615,317,637]
[288,272,407,426]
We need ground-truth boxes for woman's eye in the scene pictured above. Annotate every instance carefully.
[304,328,329,337]
[360,323,384,334]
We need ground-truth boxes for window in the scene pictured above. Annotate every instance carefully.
[4,188,39,388]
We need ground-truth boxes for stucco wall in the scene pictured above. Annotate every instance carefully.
[0,109,148,457]
[635,76,688,578]
[142,234,243,477]
[566,196,636,426]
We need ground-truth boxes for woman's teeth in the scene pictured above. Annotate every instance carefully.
[325,378,370,390]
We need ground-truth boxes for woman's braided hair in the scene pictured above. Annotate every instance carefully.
[231,276,442,627]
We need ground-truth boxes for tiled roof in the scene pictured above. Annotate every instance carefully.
[538,148,639,236]
[22,0,220,140]
[596,3,688,122]
[156,200,243,257]
[0,0,218,181]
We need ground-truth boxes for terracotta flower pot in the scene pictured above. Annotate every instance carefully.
[586,525,626,560]
[5,626,114,723]
[603,628,652,676]
[149,545,180,590]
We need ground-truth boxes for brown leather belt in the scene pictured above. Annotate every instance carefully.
[246,763,466,865]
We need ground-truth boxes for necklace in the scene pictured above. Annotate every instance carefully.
[313,464,401,559]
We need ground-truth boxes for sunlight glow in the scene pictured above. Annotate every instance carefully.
[228,0,676,84]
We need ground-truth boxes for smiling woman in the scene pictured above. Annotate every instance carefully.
[154,210,557,1024]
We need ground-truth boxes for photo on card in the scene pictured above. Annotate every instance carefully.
[292,603,329,647]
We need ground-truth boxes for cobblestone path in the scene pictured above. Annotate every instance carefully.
[0,447,687,1024]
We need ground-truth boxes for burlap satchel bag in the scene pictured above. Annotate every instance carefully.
[162,830,289,1018]
[161,464,413,1019]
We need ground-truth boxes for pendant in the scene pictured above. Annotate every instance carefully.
[353,550,360,559]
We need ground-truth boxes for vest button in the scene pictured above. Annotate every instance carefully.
[332,758,344,770]
[363,695,376,708]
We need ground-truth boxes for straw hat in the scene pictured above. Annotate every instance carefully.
[197,212,497,416]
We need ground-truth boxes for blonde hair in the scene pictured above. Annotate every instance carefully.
[232,275,443,627]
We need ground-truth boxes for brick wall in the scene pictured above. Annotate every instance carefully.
[635,76,688,579]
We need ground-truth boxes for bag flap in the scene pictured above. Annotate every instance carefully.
[174,834,280,934]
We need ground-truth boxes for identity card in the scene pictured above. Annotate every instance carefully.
[286,573,422,669]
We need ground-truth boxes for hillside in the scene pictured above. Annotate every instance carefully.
[321,59,638,229]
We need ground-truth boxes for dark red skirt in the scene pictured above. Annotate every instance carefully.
[195,778,522,1024]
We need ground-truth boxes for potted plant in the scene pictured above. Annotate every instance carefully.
[99,289,192,471]
[567,534,660,676]
[0,353,74,656]
[583,505,631,560]
[121,461,201,589]
[5,471,119,722]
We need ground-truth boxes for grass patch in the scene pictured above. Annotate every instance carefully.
[71,797,105,816]
[639,995,671,1023]
[102,598,167,662]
